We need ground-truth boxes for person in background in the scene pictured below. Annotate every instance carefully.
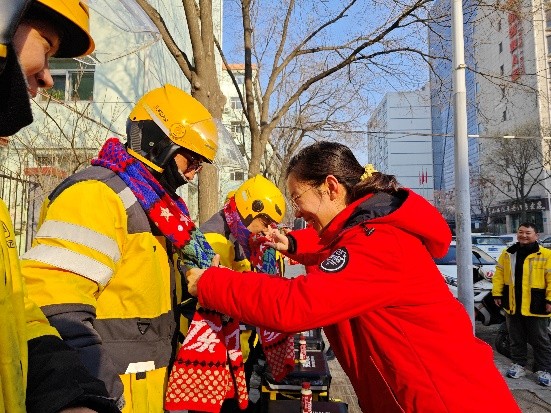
[21,84,218,412]
[185,141,521,412]
[200,175,286,412]
[0,1,120,412]
[493,222,551,386]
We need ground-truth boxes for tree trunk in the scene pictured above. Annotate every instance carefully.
[192,77,226,224]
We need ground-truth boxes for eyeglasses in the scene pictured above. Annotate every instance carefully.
[258,214,276,227]
[290,186,316,211]
[183,152,204,173]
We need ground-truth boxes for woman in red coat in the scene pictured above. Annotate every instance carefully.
[187,141,520,412]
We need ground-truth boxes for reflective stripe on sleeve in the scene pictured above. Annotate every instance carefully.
[125,361,156,374]
[118,187,138,209]
[22,244,114,285]
[35,220,121,262]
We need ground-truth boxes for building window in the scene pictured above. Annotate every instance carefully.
[498,18,502,32]
[230,97,242,110]
[500,65,504,76]
[499,42,503,53]
[230,171,245,181]
[507,182,511,192]
[501,86,506,99]
[44,59,94,101]
[546,9,551,29]
[230,121,245,136]
[234,74,244,85]
[502,110,507,121]
[547,35,551,55]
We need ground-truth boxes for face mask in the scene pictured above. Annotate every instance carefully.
[159,157,188,195]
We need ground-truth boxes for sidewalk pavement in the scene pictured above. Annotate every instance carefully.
[491,344,551,412]
[327,349,551,413]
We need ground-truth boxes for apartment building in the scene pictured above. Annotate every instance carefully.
[473,0,551,234]
[367,86,435,204]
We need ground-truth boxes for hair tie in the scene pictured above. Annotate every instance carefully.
[360,164,378,181]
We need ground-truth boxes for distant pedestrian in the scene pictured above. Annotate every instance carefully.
[493,222,551,386]
[186,141,521,412]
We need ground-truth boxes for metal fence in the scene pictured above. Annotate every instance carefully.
[0,171,40,255]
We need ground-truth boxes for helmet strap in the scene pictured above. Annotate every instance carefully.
[127,148,164,174]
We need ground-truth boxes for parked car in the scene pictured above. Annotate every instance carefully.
[434,242,503,325]
[434,242,497,290]
[541,235,551,248]
[499,233,517,247]
[470,235,507,260]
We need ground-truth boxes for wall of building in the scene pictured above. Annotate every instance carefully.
[473,0,551,234]
[367,87,434,203]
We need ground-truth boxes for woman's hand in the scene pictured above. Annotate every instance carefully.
[266,227,290,251]
[186,255,220,296]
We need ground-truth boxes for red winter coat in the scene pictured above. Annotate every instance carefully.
[197,189,520,413]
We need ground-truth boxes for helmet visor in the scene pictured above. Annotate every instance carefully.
[170,117,218,164]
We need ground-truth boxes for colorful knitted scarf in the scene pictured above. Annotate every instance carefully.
[223,197,296,383]
[92,139,246,412]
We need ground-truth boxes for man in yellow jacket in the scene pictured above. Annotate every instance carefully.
[0,1,119,412]
[22,84,219,412]
[200,175,286,412]
[492,222,551,386]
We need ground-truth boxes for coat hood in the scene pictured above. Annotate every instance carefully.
[320,188,451,259]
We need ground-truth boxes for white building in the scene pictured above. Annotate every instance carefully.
[219,63,282,198]
[219,64,251,198]
[367,86,434,203]
[473,0,551,234]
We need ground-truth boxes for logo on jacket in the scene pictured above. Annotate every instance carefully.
[320,247,349,272]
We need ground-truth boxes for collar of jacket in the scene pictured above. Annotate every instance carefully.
[319,190,405,245]
[506,241,540,255]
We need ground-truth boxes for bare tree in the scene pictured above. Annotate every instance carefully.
[434,189,456,222]
[2,88,127,251]
[135,0,226,223]
[470,176,499,233]
[267,77,368,191]
[479,125,551,223]
[223,0,440,177]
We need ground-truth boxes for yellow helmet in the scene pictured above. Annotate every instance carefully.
[127,84,218,171]
[30,0,95,57]
[234,175,286,224]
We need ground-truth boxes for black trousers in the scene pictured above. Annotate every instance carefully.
[506,313,551,372]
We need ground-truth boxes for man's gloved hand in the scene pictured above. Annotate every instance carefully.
[0,0,32,74]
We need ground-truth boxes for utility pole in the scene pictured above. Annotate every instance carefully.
[451,0,474,326]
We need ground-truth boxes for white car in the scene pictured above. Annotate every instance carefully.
[541,236,551,249]
[470,235,507,260]
[433,242,497,298]
[499,233,517,247]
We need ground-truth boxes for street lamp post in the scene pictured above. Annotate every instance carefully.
[452,0,475,326]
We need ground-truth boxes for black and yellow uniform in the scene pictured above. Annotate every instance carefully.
[0,198,116,413]
[22,166,182,413]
